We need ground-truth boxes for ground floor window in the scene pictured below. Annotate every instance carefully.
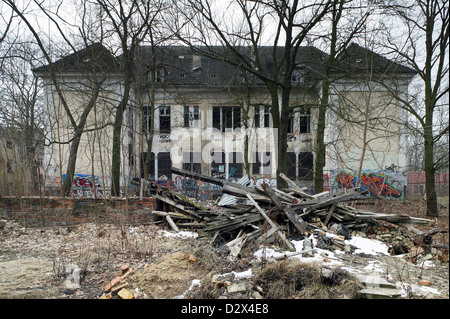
[158,152,172,180]
[252,151,272,175]
[182,151,202,174]
[298,152,314,180]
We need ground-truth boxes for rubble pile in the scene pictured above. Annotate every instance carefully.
[143,167,442,263]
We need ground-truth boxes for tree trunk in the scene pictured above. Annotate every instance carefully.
[424,108,438,217]
[314,81,328,194]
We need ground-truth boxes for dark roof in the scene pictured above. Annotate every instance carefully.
[33,42,415,84]
[332,43,416,77]
[137,45,328,87]
[33,42,119,75]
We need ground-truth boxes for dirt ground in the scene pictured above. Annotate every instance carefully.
[0,197,448,299]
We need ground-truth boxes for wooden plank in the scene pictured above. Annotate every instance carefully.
[324,204,336,226]
[302,190,362,213]
[279,173,314,199]
[255,226,278,245]
[153,194,202,220]
[262,184,307,235]
[246,193,295,251]
[165,215,180,232]
[172,167,226,186]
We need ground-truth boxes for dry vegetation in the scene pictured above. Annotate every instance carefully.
[0,196,448,299]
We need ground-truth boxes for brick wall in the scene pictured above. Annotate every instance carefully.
[0,196,155,227]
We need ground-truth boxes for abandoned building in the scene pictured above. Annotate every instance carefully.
[33,42,416,196]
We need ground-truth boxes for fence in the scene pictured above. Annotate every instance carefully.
[406,171,449,198]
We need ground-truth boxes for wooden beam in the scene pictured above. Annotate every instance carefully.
[324,204,336,226]
[262,184,307,235]
[279,173,314,199]
[246,193,295,251]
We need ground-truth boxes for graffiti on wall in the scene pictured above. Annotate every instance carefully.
[334,171,404,198]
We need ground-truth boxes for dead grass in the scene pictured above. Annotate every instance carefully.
[254,260,362,299]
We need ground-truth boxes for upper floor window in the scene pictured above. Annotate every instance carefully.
[6,140,13,149]
[159,105,171,133]
[142,106,152,134]
[183,106,200,128]
[254,105,270,128]
[292,67,306,84]
[287,106,311,134]
[212,106,241,132]
[299,106,311,134]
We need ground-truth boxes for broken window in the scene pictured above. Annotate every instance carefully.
[252,151,271,175]
[212,106,241,132]
[254,106,270,128]
[141,152,155,180]
[183,106,200,128]
[211,151,226,179]
[154,67,166,82]
[292,67,306,84]
[142,106,152,134]
[298,152,314,180]
[287,152,297,179]
[6,160,13,174]
[299,107,311,134]
[288,107,311,134]
[128,143,135,167]
[157,152,172,180]
[229,152,243,179]
[159,105,171,133]
[182,151,202,174]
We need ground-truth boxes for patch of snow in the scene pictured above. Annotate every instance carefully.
[233,268,253,279]
[345,236,389,256]
[173,279,201,299]
[160,230,199,239]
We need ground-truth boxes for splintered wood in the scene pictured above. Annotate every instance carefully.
[143,168,434,259]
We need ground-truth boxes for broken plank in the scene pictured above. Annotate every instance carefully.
[153,194,202,220]
[262,184,307,235]
[302,190,363,213]
[172,167,225,186]
[246,193,295,251]
[165,215,180,232]
[279,173,314,199]
[324,204,336,226]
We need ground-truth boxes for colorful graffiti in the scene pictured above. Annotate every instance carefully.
[335,171,403,198]
[249,175,277,187]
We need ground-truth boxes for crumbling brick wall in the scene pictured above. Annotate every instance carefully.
[0,197,155,227]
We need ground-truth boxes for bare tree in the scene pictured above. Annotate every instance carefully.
[94,0,159,197]
[171,0,333,188]
[380,0,449,216]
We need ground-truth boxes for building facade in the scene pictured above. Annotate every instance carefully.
[34,43,416,196]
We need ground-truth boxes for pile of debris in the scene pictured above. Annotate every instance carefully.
[137,167,441,261]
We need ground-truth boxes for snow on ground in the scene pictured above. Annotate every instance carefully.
[160,230,199,238]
